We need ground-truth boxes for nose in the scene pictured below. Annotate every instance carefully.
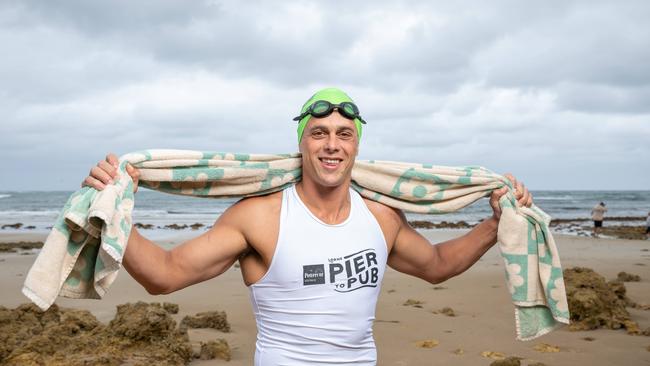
[324,132,340,152]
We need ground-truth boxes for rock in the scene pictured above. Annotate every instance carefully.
[0,242,43,252]
[409,220,472,229]
[409,220,435,229]
[608,279,636,307]
[198,339,231,361]
[180,311,230,332]
[623,320,641,335]
[481,351,506,360]
[403,299,424,308]
[432,307,456,317]
[599,225,647,240]
[162,302,179,314]
[134,222,154,229]
[415,339,439,348]
[1,223,23,229]
[564,267,639,332]
[190,223,204,230]
[19,243,42,250]
[4,352,46,366]
[533,343,560,353]
[164,224,188,230]
[617,271,641,282]
[490,356,522,366]
[0,302,192,365]
[60,309,102,333]
[106,302,192,364]
[109,302,176,341]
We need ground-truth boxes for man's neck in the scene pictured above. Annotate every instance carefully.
[296,178,352,225]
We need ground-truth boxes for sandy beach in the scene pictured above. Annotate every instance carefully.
[1,230,649,365]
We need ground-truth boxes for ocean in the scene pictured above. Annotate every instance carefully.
[1,190,648,238]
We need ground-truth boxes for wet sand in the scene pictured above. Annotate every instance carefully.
[1,231,649,365]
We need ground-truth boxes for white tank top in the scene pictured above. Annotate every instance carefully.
[249,184,388,365]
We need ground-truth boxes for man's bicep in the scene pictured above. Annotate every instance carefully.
[387,221,444,283]
[167,211,249,291]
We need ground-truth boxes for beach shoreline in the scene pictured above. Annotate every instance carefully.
[1,230,649,365]
[1,215,648,242]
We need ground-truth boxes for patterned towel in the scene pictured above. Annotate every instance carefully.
[23,149,569,340]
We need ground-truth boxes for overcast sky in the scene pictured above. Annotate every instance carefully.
[1,0,648,191]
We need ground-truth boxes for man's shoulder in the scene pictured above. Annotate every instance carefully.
[231,190,283,213]
[362,197,405,226]
[216,190,283,233]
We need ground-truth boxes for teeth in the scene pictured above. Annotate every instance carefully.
[322,159,340,164]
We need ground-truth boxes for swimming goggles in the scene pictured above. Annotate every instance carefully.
[292,100,367,124]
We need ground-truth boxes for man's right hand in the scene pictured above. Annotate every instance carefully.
[82,153,140,192]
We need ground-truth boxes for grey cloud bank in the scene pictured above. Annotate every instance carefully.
[0,0,648,191]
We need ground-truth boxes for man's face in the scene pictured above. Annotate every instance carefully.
[299,112,359,188]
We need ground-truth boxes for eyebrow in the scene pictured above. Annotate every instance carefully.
[309,125,355,133]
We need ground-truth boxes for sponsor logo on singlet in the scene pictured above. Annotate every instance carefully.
[302,248,379,292]
[302,264,326,285]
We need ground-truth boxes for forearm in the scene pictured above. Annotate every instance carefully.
[122,226,173,294]
[434,216,498,280]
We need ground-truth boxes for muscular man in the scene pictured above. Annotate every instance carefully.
[83,88,532,365]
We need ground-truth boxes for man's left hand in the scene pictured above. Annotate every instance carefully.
[489,173,533,220]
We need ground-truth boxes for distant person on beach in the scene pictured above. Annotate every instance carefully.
[646,211,650,240]
[82,88,533,365]
[591,202,607,237]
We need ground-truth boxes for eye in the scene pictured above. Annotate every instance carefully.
[338,130,354,139]
[312,130,326,138]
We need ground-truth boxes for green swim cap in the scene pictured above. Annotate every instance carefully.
[296,87,364,143]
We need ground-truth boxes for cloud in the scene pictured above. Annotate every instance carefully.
[0,0,648,191]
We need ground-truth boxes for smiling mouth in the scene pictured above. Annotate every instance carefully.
[319,158,343,168]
